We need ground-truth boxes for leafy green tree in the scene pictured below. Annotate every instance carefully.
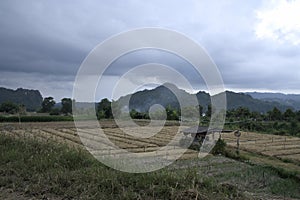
[129,109,138,119]
[61,98,73,115]
[129,109,149,119]
[211,138,226,155]
[267,107,282,121]
[235,107,251,119]
[296,111,300,122]
[181,106,199,120]
[18,104,26,115]
[149,109,166,120]
[166,105,179,120]
[250,111,263,121]
[97,98,112,119]
[283,108,295,121]
[49,108,60,115]
[226,109,236,119]
[97,110,106,119]
[41,97,56,113]
[111,100,121,118]
[290,120,299,136]
[206,104,212,118]
[0,102,19,114]
[198,105,203,117]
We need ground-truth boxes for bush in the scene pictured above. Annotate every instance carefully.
[0,115,73,122]
[49,108,61,115]
[211,138,226,155]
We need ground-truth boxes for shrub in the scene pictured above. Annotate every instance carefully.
[211,138,226,155]
[0,115,73,122]
[49,108,61,115]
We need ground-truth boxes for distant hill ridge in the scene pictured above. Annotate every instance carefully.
[116,84,295,113]
[246,92,300,110]
[0,87,43,111]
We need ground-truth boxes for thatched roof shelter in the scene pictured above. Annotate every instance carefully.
[182,126,232,139]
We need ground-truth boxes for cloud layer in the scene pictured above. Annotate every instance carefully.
[0,0,299,101]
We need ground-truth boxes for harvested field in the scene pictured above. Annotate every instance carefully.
[222,131,300,164]
[0,121,198,160]
[2,121,300,164]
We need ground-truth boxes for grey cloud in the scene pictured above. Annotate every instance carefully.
[0,71,75,101]
[0,0,300,100]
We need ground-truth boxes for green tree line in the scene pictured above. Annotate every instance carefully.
[2,96,299,136]
[39,97,73,115]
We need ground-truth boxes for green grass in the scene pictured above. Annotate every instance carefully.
[213,164,300,198]
[1,134,300,199]
[220,147,300,198]
[0,134,246,199]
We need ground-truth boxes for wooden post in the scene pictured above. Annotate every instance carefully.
[237,137,240,154]
[234,130,241,154]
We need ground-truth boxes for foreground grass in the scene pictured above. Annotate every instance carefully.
[1,134,300,199]
[0,135,246,199]
[224,146,300,178]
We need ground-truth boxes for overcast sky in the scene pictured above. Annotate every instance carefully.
[0,0,300,101]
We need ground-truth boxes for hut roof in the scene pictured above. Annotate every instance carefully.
[182,126,232,135]
[182,126,209,134]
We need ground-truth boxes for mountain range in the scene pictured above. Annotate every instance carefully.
[246,92,300,110]
[1,85,300,113]
[117,83,295,113]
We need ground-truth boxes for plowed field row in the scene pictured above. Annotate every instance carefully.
[0,125,198,160]
[222,131,300,163]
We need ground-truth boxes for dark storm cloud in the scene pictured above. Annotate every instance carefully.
[0,0,300,100]
[0,1,92,75]
[0,34,85,75]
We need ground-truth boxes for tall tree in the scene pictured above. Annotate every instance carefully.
[205,104,212,118]
[290,120,299,136]
[129,109,149,119]
[267,107,282,121]
[296,111,300,122]
[283,108,295,121]
[235,107,251,119]
[41,97,56,113]
[181,106,200,120]
[0,102,19,114]
[97,98,112,119]
[61,98,73,115]
[166,105,179,120]
[18,104,26,115]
